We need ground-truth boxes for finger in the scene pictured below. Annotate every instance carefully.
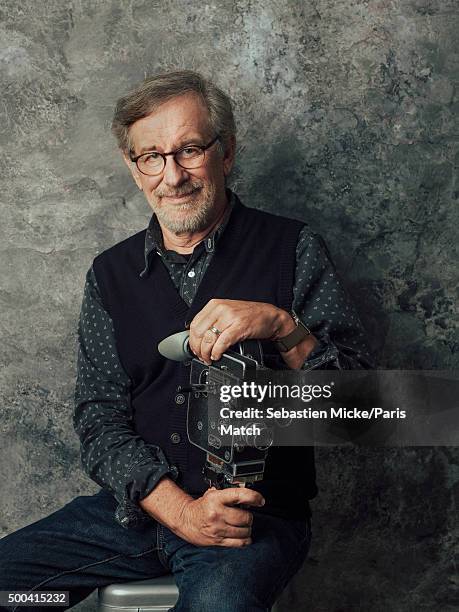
[190,298,220,326]
[190,300,237,344]
[218,537,252,548]
[209,324,242,361]
[189,324,212,361]
[223,507,253,528]
[220,525,251,539]
[199,328,220,364]
[189,312,223,360]
[218,487,265,507]
[190,300,222,338]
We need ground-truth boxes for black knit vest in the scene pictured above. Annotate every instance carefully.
[93,199,317,519]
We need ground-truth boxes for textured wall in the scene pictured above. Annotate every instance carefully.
[0,1,457,610]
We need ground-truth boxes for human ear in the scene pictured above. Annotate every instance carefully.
[122,153,143,191]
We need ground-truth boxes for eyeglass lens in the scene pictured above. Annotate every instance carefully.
[138,147,205,175]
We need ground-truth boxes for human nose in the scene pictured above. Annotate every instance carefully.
[161,154,189,187]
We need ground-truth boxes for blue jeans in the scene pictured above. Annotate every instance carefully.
[0,489,311,611]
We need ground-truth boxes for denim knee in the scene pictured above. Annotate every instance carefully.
[173,573,269,612]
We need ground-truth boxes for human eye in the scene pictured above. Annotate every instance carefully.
[179,145,200,159]
[142,151,161,162]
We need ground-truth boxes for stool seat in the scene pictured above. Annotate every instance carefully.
[98,573,281,611]
[98,574,178,611]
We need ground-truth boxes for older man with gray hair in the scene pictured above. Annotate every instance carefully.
[0,70,372,611]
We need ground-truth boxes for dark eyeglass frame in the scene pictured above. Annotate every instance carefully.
[129,135,220,176]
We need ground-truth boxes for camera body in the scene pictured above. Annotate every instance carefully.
[159,331,271,489]
[186,344,270,489]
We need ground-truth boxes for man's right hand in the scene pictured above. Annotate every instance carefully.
[176,486,265,547]
[139,477,265,548]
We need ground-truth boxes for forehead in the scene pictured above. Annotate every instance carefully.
[128,93,212,153]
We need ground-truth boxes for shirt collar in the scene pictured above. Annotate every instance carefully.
[140,189,235,278]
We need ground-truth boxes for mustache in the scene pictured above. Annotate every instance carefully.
[155,182,202,198]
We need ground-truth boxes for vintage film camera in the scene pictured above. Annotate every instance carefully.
[159,331,272,489]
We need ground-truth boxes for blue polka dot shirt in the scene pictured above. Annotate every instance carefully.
[74,192,373,528]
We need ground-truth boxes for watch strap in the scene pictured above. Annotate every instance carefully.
[275,311,311,352]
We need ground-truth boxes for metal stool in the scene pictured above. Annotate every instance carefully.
[98,575,178,611]
[98,574,281,611]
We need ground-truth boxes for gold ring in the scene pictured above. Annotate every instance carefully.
[209,326,221,336]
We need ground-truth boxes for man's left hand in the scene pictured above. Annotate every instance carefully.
[188,299,312,367]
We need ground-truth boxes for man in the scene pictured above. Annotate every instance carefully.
[0,71,372,611]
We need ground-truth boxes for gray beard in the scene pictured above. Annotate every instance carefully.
[152,183,217,234]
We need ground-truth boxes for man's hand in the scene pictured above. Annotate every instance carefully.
[176,486,265,547]
[188,299,317,369]
[139,477,264,548]
[188,299,294,364]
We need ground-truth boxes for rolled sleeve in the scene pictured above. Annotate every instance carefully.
[73,266,177,528]
[293,228,374,370]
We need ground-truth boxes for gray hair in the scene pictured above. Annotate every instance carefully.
[111,70,236,155]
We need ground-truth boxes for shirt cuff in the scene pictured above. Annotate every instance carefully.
[114,445,179,529]
[302,335,374,370]
[301,336,341,370]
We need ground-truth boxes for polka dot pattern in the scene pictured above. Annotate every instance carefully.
[293,230,373,370]
[74,193,372,528]
[73,268,177,528]
[142,192,234,305]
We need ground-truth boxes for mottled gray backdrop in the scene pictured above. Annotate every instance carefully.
[0,1,457,610]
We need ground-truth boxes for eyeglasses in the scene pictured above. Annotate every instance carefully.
[129,135,220,176]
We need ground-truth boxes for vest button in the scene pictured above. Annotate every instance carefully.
[170,432,181,444]
[175,393,186,405]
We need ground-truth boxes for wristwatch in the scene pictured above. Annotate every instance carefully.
[275,310,311,352]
